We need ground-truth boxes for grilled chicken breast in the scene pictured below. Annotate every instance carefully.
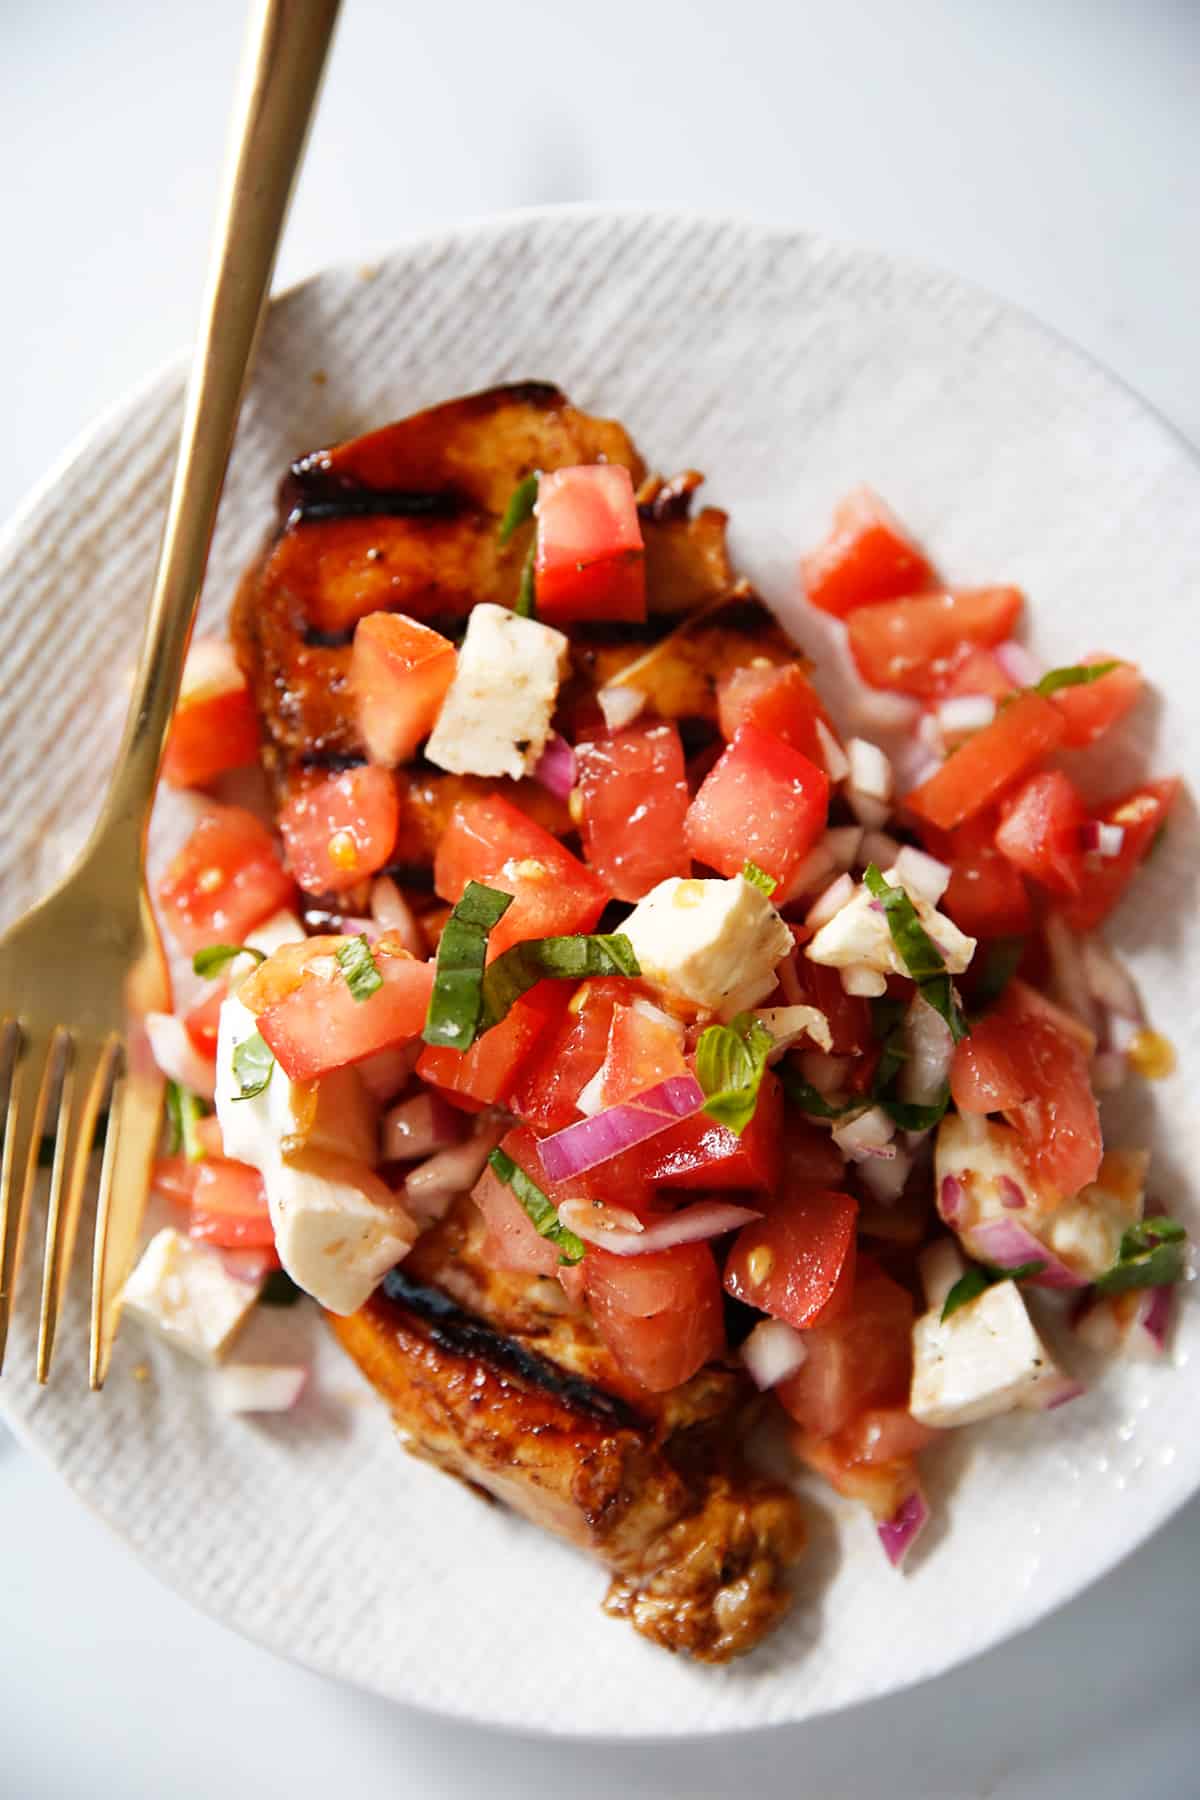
[234,383,809,1659]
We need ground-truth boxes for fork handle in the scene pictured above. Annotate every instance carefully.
[100,0,340,848]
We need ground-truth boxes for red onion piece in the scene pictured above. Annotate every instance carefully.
[964,1216,1088,1289]
[558,1197,761,1257]
[777,951,804,1007]
[406,1115,508,1223]
[806,872,855,929]
[370,876,425,955]
[900,997,953,1107]
[1139,1284,1173,1353]
[939,1175,965,1225]
[994,639,1042,687]
[538,1074,707,1182]
[218,1247,279,1287]
[145,1012,217,1102]
[741,1318,808,1390]
[892,845,951,906]
[382,1091,463,1162]
[1081,821,1126,859]
[597,684,645,732]
[356,1041,422,1104]
[1081,937,1144,1023]
[531,732,577,799]
[877,1487,930,1568]
[1027,1373,1086,1411]
[936,694,996,737]
[998,1176,1026,1211]
[858,1148,913,1205]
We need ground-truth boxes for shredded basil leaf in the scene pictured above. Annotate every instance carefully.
[974,936,1025,1008]
[423,882,514,1052]
[259,1269,303,1307]
[941,1258,1046,1321]
[479,932,640,1033]
[879,1086,951,1131]
[487,1147,585,1266]
[335,933,383,1004]
[777,1063,853,1120]
[231,1031,274,1101]
[862,863,970,1043]
[1034,661,1121,698]
[192,942,266,979]
[1095,1217,1187,1295]
[498,471,540,545]
[165,1079,208,1161]
[514,542,537,619]
[695,1012,775,1136]
[741,860,778,898]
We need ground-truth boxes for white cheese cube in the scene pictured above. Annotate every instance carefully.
[214,995,377,1172]
[911,1282,1062,1427]
[621,876,793,1019]
[120,1229,259,1364]
[806,867,975,980]
[1042,1149,1147,1281]
[425,602,568,780]
[265,1149,417,1315]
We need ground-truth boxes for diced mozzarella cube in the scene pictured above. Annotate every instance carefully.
[120,1229,259,1364]
[807,867,975,980]
[911,1281,1062,1427]
[425,602,568,780]
[1042,1149,1147,1282]
[212,1365,309,1414]
[266,1149,417,1315]
[214,995,377,1171]
[621,876,793,1019]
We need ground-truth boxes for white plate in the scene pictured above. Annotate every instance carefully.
[1,210,1197,1739]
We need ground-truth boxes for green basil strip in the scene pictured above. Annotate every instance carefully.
[192,942,266,979]
[695,1012,775,1137]
[863,863,970,1043]
[423,882,514,1052]
[479,932,640,1034]
[514,542,537,619]
[231,1031,274,1101]
[498,471,540,545]
[1095,1217,1187,1295]
[777,1064,853,1120]
[258,1269,304,1307]
[741,860,778,897]
[164,1080,208,1161]
[941,1259,1046,1321]
[335,933,383,1004]
[1034,661,1121,698]
[879,1085,951,1132]
[974,936,1026,1009]
[487,1147,585,1266]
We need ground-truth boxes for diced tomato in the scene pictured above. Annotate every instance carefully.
[470,1124,563,1278]
[793,1430,925,1523]
[599,1000,687,1106]
[434,796,608,954]
[583,1240,725,1392]
[576,722,691,902]
[847,588,1024,698]
[780,1111,848,1187]
[951,989,1101,1195]
[725,1188,858,1331]
[158,804,296,955]
[931,811,1032,939]
[1061,779,1179,932]
[161,638,260,790]
[508,978,628,1133]
[155,1154,274,1250]
[784,945,873,1055]
[643,1067,782,1191]
[255,935,434,1081]
[534,465,646,624]
[417,982,566,1112]
[351,611,457,766]
[940,646,1018,702]
[776,1258,915,1438]
[192,1115,226,1159]
[994,770,1088,898]
[685,725,829,889]
[906,691,1066,831]
[833,1405,937,1468]
[1052,655,1142,748]
[183,985,225,1060]
[801,487,935,618]
[279,765,400,897]
[716,662,829,768]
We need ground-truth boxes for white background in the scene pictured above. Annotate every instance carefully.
[3,2,1199,1795]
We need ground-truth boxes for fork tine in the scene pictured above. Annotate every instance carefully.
[0,1022,61,1375]
[90,1050,160,1391]
[37,1034,119,1385]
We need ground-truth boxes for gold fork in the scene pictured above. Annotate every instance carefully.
[0,0,340,1388]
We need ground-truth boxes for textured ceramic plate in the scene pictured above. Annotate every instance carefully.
[1,211,1198,1738]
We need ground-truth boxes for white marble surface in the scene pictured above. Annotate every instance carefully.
[2,1,1199,1793]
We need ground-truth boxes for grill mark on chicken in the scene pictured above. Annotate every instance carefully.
[379,1264,647,1431]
